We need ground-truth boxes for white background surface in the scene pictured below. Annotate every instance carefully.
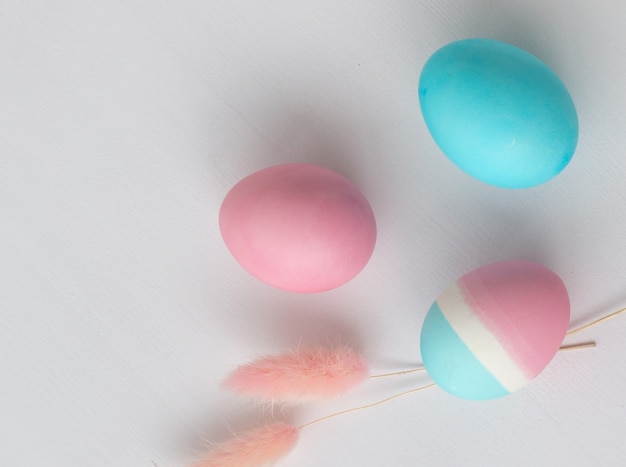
[2,1,626,466]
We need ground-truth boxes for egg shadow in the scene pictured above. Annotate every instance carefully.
[267,111,342,165]
[246,104,381,193]
[202,97,379,217]
[462,1,571,74]
[233,286,368,355]
[396,0,570,75]
[470,203,554,265]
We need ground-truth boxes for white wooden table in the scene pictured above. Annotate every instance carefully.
[2,1,626,465]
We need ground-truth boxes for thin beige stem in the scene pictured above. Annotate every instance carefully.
[566,307,626,337]
[298,340,595,430]
[299,383,437,430]
[370,367,426,378]
[559,342,596,351]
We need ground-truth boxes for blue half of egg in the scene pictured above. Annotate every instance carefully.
[419,39,578,188]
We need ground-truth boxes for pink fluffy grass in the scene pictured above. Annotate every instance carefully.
[194,422,299,467]
[223,346,369,402]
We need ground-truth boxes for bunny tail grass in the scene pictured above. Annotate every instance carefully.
[194,422,299,467]
[223,346,369,402]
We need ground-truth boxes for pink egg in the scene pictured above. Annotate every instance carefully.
[219,164,377,293]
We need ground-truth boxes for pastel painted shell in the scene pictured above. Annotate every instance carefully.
[420,260,570,400]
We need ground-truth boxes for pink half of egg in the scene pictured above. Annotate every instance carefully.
[460,260,570,381]
[219,163,377,293]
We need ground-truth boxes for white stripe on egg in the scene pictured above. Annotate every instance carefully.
[437,284,529,393]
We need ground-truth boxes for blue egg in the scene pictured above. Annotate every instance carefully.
[419,39,578,188]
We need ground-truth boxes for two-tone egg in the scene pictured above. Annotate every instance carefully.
[420,260,570,400]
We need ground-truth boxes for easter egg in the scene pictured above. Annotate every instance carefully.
[420,260,570,400]
[219,163,377,293]
[419,39,578,188]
